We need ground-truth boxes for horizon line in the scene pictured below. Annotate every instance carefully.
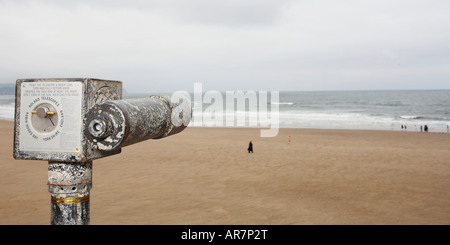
[124,88,450,95]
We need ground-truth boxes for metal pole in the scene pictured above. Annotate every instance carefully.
[48,161,92,225]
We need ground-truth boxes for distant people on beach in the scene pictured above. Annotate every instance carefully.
[248,141,253,153]
[424,125,428,132]
[401,125,407,131]
[420,125,423,132]
[447,125,449,133]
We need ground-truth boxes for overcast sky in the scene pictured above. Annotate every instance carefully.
[1,0,449,93]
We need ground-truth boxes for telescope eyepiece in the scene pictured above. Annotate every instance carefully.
[88,117,112,139]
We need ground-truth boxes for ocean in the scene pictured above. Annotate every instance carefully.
[273,90,450,132]
[2,90,449,133]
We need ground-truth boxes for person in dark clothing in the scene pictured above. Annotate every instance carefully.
[248,141,253,153]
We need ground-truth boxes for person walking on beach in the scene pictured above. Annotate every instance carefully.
[248,141,253,153]
[447,125,449,133]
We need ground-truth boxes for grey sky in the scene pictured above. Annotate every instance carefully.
[1,0,449,93]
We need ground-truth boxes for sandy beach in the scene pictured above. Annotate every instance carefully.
[1,119,449,225]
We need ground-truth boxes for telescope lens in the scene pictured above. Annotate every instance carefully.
[94,123,102,132]
[88,118,110,139]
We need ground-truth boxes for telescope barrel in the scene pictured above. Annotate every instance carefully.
[85,95,191,151]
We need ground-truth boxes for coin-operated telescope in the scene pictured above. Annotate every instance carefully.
[13,78,191,225]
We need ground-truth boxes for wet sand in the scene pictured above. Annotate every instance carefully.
[1,120,449,225]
